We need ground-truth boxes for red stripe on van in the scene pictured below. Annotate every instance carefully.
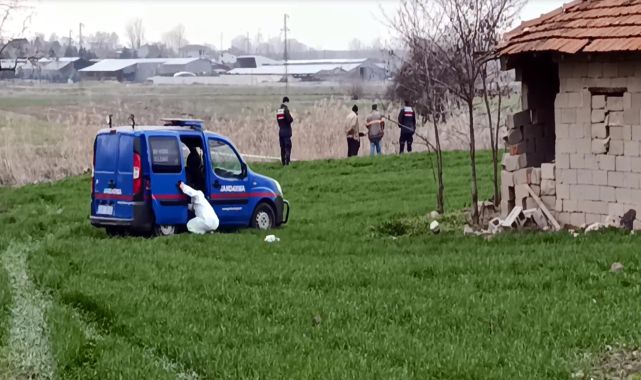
[94,193,134,201]
[210,192,274,200]
[152,194,189,201]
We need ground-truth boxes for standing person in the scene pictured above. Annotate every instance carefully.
[398,100,417,154]
[345,104,361,157]
[276,96,294,166]
[366,104,385,157]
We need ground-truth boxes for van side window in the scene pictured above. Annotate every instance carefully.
[149,137,181,173]
[209,139,243,178]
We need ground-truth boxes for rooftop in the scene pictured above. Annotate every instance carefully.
[499,0,641,56]
[228,62,362,76]
[79,58,202,72]
[38,57,80,63]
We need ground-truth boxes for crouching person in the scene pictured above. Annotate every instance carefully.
[178,181,219,234]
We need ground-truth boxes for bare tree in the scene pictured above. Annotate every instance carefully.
[162,24,188,55]
[125,17,144,50]
[0,0,31,72]
[389,47,446,213]
[392,0,523,225]
[390,2,453,215]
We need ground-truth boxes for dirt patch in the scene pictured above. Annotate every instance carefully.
[581,346,641,380]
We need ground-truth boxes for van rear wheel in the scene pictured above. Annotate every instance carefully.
[154,225,176,236]
[252,203,275,230]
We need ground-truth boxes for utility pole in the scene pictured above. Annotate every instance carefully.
[282,14,289,94]
[79,23,84,53]
[220,32,223,52]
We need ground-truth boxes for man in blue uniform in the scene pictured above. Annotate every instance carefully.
[276,96,294,166]
[398,100,416,154]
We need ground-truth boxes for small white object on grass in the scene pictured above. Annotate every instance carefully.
[610,262,624,273]
[430,221,440,234]
[264,235,280,243]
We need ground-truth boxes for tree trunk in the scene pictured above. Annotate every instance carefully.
[495,82,503,205]
[468,100,479,225]
[481,72,499,205]
[433,119,445,214]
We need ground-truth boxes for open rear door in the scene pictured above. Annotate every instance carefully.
[145,133,188,226]
[92,133,134,221]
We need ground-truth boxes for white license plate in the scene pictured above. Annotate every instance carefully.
[97,205,114,215]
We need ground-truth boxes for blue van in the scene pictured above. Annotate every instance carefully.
[90,118,289,236]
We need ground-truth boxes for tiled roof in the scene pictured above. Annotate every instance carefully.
[499,0,641,56]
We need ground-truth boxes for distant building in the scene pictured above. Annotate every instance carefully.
[79,58,166,82]
[180,44,213,58]
[227,57,387,81]
[158,58,212,76]
[3,57,92,82]
[38,57,92,82]
[212,62,231,75]
[235,55,279,68]
[219,52,237,66]
[79,58,213,82]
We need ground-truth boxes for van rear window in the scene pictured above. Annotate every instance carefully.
[94,134,119,172]
[149,137,181,173]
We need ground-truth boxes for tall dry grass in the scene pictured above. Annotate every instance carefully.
[0,87,515,186]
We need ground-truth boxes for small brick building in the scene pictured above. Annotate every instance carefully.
[498,0,641,228]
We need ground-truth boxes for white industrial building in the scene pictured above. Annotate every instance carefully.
[79,58,212,82]
[227,57,387,81]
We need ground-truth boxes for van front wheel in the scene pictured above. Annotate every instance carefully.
[154,225,176,236]
[252,203,275,230]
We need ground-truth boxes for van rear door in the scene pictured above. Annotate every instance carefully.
[145,134,188,226]
[92,133,134,221]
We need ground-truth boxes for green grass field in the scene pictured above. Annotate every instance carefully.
[1,151,640,379]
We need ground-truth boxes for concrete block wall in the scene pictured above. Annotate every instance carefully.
[555,58,641,228]
[500,58,558,221]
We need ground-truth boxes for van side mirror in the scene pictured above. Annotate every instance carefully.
[241,162,248,177]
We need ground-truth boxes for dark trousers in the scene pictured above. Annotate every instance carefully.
[399,133,414,153]
[279,136,292,166]
[347,138,360,157]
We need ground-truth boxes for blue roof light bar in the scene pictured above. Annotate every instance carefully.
[160,118,205,131]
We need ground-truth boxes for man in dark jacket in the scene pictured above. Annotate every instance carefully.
[276,96,294,166]
[398,100,416,154]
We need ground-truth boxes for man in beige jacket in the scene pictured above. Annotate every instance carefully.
[345,104,361,157]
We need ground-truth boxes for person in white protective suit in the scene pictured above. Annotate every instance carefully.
[178,181,219,234]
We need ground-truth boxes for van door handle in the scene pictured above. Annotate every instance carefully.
[108,180,115,188]
[213,180,221,189]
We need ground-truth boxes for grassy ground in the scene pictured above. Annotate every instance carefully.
[0,151,639,379]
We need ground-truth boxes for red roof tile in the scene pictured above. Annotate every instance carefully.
[499,0,641,56]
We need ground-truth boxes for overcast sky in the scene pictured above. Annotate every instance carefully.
[15,0,567,50]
